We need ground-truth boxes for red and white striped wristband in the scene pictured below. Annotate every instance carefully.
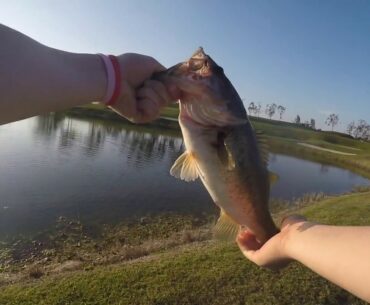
[97,54,121,106]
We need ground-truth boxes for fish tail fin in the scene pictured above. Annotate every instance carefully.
[213,209,240,241]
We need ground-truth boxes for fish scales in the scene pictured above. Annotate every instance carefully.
[154,47,279,244]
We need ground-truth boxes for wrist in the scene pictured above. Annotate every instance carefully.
[281,220,312,260]
[58,51,106,105]
[76,54,107,103]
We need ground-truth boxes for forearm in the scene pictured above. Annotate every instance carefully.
[0,24,106,125]
[285,223,370,302]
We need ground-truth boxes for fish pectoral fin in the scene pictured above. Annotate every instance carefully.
[170,151,199,182]
[213,209,240,241]
[217,132,236,171]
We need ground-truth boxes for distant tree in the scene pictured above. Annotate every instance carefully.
[347,121,356,137]
[265,103,277,119]
[354,120,370,140]
[248,102,256,116]
[255,103,262,117]
[325,113,339,131]
[294,115,301,124]
[277,105,286,120]
[310,118,316,130]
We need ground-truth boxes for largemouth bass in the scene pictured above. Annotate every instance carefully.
[156,48,278,243]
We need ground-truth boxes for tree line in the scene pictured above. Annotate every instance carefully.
[248,102,287,120]
[247,102,316,129]
[347,120,370,140]
[247,101,369,141]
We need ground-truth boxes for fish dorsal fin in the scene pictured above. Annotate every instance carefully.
[170,151,199,182]
[213,209,240,241]
[255,130,269,166]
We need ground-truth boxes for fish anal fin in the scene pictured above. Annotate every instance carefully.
[213,209,240,241]
[170,151,199,182]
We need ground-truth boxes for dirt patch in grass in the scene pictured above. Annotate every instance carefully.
[298,142,357,155]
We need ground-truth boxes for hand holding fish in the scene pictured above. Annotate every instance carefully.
[109,53,176,123]
[238,214,370,303]
[0,25,176,125]
[236,215,306,270]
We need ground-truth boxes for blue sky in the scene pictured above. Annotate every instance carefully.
[2,0,369,130]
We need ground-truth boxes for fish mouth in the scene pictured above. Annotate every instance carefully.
[154,47,245,127]
[154,47,216,81]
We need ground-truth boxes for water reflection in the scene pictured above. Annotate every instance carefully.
[34,114,184,164]
[82,121,106,156]
[59,118,78,150]
[34,112,65,137]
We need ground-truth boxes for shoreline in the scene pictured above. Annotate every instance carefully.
[1,188,368,287]
[65,106,181,130]
[64,105,370,179]
[1,189,370,304]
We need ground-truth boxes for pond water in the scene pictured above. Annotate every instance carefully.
[0,114,368,238]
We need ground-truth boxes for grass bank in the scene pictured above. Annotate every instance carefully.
[1,191,370,304]
[65,103,370,178]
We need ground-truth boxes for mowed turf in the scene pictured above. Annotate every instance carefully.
[1,192,369,305]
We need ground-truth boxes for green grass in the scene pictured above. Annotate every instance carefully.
[160,103,179,119]
[75,103,180,120]
[1,192,369,305]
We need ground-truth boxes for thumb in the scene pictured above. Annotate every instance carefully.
[236,230,262,259]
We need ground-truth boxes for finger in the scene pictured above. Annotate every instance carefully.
[136,86,162,109]
[144,80,172,106]
[136,98,160,123]
[236,236,259,263]
[237,230,262,251]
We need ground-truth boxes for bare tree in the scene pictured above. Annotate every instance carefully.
[255,103,262,117]
[354,120,370,140]
[347,121,356,137]
[265,103,277,119]
[325,114,339,131]
[310,118,316,129]
[294,115,301,124]
[248,102,256,116]
[277,105,286,120]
